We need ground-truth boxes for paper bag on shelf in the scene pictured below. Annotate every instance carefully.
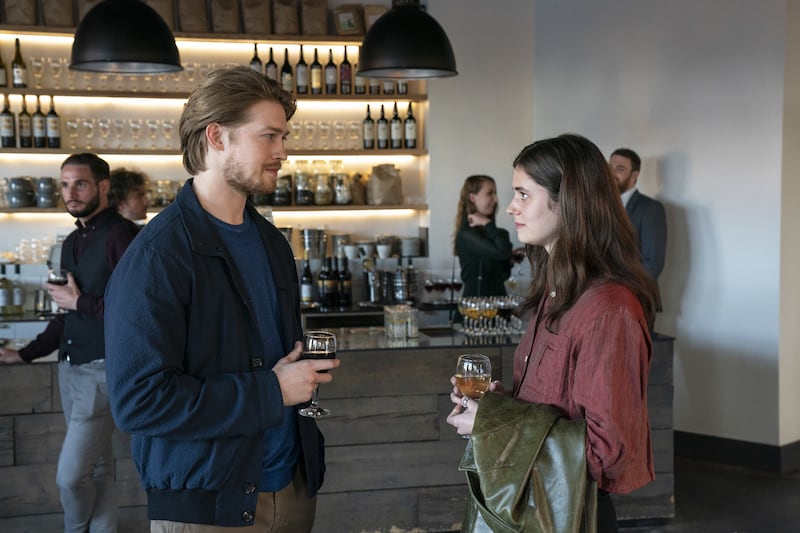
[241,0,272,34]
[4,0,37,25]
[273,0,299,35]
[210,0,240,33]
[145,0,175,29]
[177,0,209,32]
[301,0,328,35]
[41,0,74,27]
[366,165,402,206]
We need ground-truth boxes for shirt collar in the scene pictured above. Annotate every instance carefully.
[621,187,637,207]
[75,207,115,231]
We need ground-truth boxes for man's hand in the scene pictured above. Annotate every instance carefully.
[0,347,24,364]
[272,341,341,406]
[47,272,81,311]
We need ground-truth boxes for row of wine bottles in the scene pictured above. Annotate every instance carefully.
[0,38,28,89]
[249,44,409,97]
[363,102,416,150]
[0,94,61,149]
[301,253,353,312]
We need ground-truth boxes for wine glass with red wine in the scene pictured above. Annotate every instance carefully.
[455,353,492,438]
[299,330,337,419]
[47,269,69,314]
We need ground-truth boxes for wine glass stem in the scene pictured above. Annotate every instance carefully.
[310,386,320,408]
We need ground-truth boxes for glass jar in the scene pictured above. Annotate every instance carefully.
[312,160,333,205]
[273,174,292,206]
[334,173,352,205]
[294,160,313,206]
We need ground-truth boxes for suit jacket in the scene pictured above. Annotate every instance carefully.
[625,190,667,281]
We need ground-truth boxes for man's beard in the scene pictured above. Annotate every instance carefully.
[66,193,101,218]
[222,156,278,196]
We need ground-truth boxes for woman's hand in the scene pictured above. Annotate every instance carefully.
[467,213,491,227]
[445,377,505,437]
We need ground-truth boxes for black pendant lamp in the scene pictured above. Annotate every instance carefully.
[70,0,182,73]
[358,0,457,79]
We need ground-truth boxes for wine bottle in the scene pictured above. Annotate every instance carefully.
[11,263,24,314]
[354,63,366,94]
[249,43,262,72]
[376,104,389,149]
[32,95,46,148]
[265,47,278,81]
[340,47,352,95]
[300,249,315,305]
[404,102,417,149]
[18,96,32,148]
[280,48,293,93]
[362,104,374,149]
[295,45,308,94]
[0,264,10,316]
[46,96,61,148]
[330,256,341,309]
[324,48,337,95]
[0,94,16,148]
[0,49,7,88]
[309,48,322,95]
[368,76,380,95]
[382,80,395,95]
[11,38,27,88]
[390,102,403,149]
[338,256,352,311]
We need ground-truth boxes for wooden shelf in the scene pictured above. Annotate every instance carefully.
[0,204,429,215]
[0,147,426,157]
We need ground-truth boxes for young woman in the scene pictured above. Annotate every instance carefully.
[453,175,513,296]
[448,134,659,532]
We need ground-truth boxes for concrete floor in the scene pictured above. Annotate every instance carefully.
[622,457,800,533]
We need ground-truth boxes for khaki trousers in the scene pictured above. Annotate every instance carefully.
[150,467,316,533]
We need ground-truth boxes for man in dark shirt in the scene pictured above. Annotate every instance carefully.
[0,153,139,533]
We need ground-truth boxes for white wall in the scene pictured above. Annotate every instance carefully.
[428,0,798,447]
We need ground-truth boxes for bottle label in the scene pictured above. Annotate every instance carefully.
[46,116,61,138]
[266,65,278,81]
[12,66,26,87]
[391,122,403,144]
[12,287,23,306]
[301,283,314,302]
[19,115,32,137]
[377,122,389,143]
[405,122,416,141]
[33,115,46,138]
[310,69,322,90]
[281,73,293,92]
[363,123,374,141]
[325,68,336,85]
[0,116,13,137]
[296,67,308,89]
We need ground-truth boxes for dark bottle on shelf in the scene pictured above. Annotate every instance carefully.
[300,249,315,305]
[338,256,352,310]
[0,49,7,88]
[1,94,16,148]
[310,47,322,95]
[362,104,375,149]
[46,96,61,148]
[340,47,352,95]
[296,45,309,94]
[376,104,389,149]
[280,48,293,93]
[331,256,341,309]
[265,47,278,81]
[18,96,32,148]
[324,48,337,95]
[249,43,262,72]
[32,95,46,148]
[404,102,417,149]
[390,101,403,149]
[11,38,27,88]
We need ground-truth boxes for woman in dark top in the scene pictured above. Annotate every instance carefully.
[453,175,513,296]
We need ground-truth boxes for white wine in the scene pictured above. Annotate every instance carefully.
[11,38,27,88]
[455,375,490,399]
[376,104,389,149]
[362,105,374,149]
[46,96,61,148]
[390,102,403,149]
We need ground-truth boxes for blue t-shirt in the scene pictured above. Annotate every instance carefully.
[209,210,299,492]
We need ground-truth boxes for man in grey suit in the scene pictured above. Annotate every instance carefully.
[609,148,667,292]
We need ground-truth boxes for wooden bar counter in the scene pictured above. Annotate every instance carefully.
[0,327,674,532]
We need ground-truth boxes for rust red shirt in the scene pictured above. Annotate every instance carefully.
[513,280,655,494]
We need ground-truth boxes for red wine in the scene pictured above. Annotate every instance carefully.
[302,350,336,373]
[47,279,68,286]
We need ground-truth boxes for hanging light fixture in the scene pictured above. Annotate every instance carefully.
[70,0,182,73]
[358,0,457,79]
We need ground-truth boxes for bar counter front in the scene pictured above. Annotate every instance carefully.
[0,327,674,532]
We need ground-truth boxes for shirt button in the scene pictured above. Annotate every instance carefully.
[66,339,73,345]
[251,358,263,369]
[241,511,254,522]
[244,482,256,495]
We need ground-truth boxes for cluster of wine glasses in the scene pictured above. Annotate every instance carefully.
[457,296,523,336]
[288,119,362,151]
[423,278,463,304]
[30,56,225,93]
[64,117,177,151]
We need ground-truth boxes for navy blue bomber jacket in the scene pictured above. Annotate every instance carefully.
[104,179,324,526]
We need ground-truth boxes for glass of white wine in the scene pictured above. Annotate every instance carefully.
[455,353,491,438]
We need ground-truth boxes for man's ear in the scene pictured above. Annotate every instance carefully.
[206,123,225,151]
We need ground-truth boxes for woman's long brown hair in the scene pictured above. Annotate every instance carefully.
[452,175,497,255]
[514,134,658,328]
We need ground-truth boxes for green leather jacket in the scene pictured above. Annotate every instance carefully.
[459,393,597,533]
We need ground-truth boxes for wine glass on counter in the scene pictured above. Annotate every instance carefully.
[299,330,337,419]
[455,353,492,439]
